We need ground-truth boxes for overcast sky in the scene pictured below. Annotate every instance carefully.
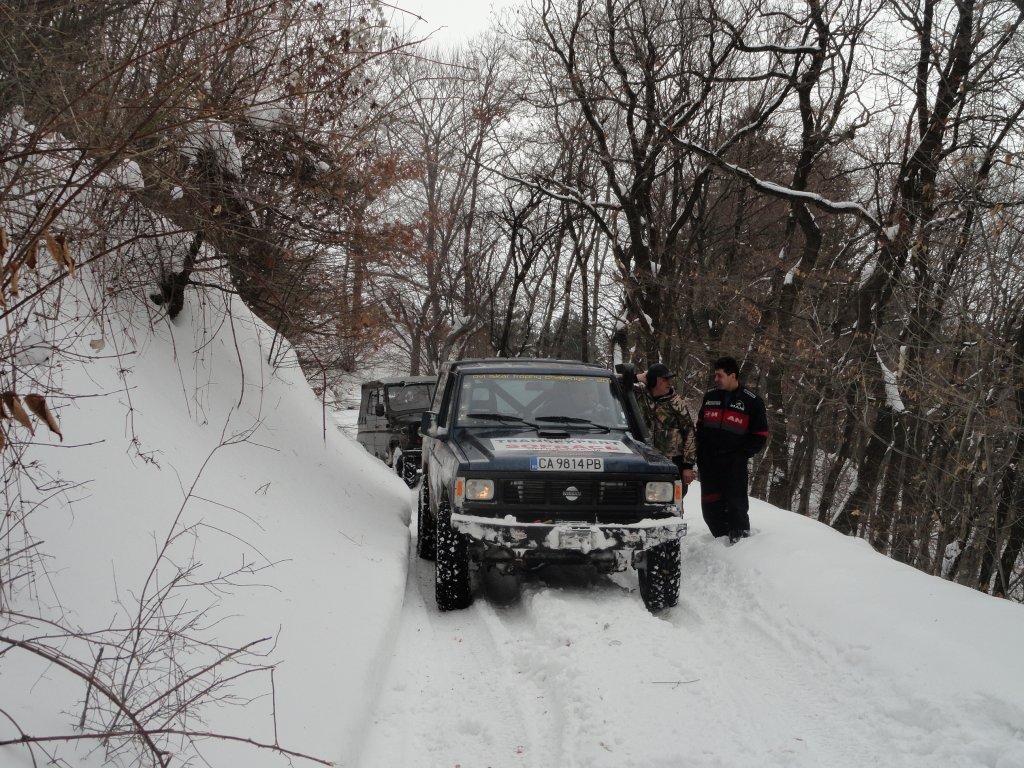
[389,0,514,45]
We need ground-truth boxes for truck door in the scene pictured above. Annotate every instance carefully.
[356,384,371,454]
[367,386,389,461]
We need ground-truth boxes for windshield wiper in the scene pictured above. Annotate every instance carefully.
[465,412,537,426]
[534,415,612,432]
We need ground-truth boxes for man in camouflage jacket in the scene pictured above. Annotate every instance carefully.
[636,363,697,494]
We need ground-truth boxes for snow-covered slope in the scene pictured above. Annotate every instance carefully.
[3,287,412,768]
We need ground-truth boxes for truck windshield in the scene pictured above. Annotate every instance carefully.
[386,383,434,412]
[455,373,629,429]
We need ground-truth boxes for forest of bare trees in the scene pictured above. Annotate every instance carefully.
[3,0,1023,678]
[1,0,1022,762]
[365,0,1024,601]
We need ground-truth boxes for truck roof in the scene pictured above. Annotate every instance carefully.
[445,358,610,377]
[361,375,437,389]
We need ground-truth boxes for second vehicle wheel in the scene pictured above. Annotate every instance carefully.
[400,454,419,488]
[637,540,681,612]
[435,493,472,611]
[416,479,436,560]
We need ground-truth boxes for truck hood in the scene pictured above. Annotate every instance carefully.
[453,428,672,473]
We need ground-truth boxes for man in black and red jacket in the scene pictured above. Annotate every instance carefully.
[696,356,769,543]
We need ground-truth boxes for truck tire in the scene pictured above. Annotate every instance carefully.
[638,540,680,611]
[435,493,472,611]
[416,479,436,561]
[400,454,419,488]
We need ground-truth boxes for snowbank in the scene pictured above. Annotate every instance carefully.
[3,285,412,768]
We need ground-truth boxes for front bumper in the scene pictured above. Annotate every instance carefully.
[450,512,686,554]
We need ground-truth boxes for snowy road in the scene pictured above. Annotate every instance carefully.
[359,492,1024,768]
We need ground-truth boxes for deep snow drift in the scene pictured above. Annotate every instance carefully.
[2,287,411,768]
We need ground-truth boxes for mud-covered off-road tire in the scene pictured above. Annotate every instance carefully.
[416,479,436,561]
[435,494,472,611]
[638,540,681,611]
[399,454,419,487]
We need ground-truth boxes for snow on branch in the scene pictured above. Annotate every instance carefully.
[661,131,882,232]
[182,120,244,179]
[877,351,907,414]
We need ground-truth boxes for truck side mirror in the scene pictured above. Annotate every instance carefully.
[375,403,386,417]
[421,411,436,434]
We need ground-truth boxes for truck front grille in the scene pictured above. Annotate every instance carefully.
[501,479,640,506]
[598,481,637,505]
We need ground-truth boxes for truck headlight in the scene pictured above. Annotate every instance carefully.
[645,481,674,503]
[462,478,495,501]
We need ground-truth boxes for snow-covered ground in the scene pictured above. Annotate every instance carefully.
[361,493,1024,768]
[3,288,411,768]
[4,283,1024,768]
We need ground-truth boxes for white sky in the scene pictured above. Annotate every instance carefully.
[389,0,515,46]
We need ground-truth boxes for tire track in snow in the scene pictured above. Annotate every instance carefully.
[474,597,564,765]
[668,533,881,767]
[358,519,555,768]
[361,521,989,768]
[499,576,692,768]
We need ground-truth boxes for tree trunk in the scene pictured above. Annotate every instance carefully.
[834,389,896,536]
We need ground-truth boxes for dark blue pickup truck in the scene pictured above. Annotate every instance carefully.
[417,358,686,612]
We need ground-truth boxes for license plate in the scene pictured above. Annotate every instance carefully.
[558,527,594,550]
[531,456,604,472]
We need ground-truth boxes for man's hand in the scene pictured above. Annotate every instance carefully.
[672,457,695,485]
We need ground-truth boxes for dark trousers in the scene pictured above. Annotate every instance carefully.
[698,455,750,537]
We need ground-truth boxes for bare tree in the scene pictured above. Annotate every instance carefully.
[372,37,522,372]
[1,1,416,762]
[503,0,1024,597]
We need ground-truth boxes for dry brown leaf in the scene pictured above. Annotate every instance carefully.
[44,232,75,275]
[0,392,34,434]
[24,394,63,440]
[9,262,18,297]
[0,426,5,451]
[59,233,75,276]
[0,227,8,255]
[89,337,106,351]
[26,240,38,270]
[44,231,61,263]
[0,396,7,418]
